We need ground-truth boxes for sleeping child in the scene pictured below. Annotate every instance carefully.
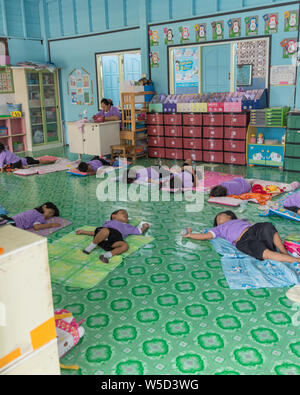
[283,191,300,214]
[77,156,112,175]
[76,209,150,263]
[123,166,164,184]
[183,210,300,264]
[161,159,199,190]
[0,202,60,230]
[210,177,252,197]
[0,143,40,173]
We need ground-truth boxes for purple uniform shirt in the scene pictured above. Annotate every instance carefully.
[208,219,251,245]
[96,107,121,120]
[87,159,105,172]
[221,178,251,196]
[284,191,300,208]
[12,209,46,230]
[0,150,27,168]
[103,220,141,239]
[136,167,160,182]
[172,170,194,188]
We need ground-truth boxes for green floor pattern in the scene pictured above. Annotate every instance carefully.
[1,147,300,375]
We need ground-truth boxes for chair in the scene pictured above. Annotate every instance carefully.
[111,130,137,161]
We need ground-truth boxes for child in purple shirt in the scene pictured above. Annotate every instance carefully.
[283,191,300,214]
[123,167,162,184]
[210,177,252,197]
[76,209,150,263]
[77,156,112,175]
[0,143,40,173]
[0,202,60,231]
[183,210,300,263]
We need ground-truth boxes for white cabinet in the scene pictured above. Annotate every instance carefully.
[0,225,60,375]
[67,121,121,156]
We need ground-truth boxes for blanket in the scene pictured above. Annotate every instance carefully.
[14,159,81,176]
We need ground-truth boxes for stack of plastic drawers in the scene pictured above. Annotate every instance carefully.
[266,107,290,127]
[164,113,183,160]
[183,114,202,162]
[147,113,165,158]
[224,113,249,165]
[285,112,300,172]
[203,113,224,163]
[250,109,266,126]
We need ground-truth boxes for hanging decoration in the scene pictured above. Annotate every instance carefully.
[211,21,224,40]
[245,16,258,36]
[164,28,174,45]
[149,30,159,46]
[264,13,279,34]
[281,38,298,59]
[68,68,94,106]
[228,18,241,38]
[195,23,207,42]
[179,26,190,44]
[284,10,299,32]
[150,52,160,68]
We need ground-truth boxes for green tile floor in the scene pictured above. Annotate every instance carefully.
[1,147,300,375]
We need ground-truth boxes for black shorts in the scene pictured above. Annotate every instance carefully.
[236,222,278,261]
[0,215,16,226]
[284,206,300,214]
[9,157,39,169]
[94,227,124,251]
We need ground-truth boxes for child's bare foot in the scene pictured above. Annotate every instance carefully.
[100,255,109,263]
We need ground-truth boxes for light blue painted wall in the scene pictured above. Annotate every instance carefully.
[7,39,45,64]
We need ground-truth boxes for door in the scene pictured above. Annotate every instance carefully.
[201,44,231,93]
[124,53,142,81]
[101,56,120,107]
[27,71,44,146]
[83,124,101,156]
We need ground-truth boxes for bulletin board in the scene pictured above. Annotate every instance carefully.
[0,67,14,94]
[67,67,94,106]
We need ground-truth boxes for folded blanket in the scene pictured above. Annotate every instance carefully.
[14,159,81,176]
[229,192,272,206]
[211,237,300,290]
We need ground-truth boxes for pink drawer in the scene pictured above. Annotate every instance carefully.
[224,114,248,127]
[164,114,182,125]
[224,152,246,165]
[147,125,164,136]
[182,114,202,125]
[224,127,247,140]
[207,103,225,113]
[203,139,223,151]
[165,137,183,149]
[183,138,202,150]
[148,147,165,158]
[203,151,224,164]
[183,126,202,138]
[148,136,165,147]
[224,140,246,153]
[165,148,183,160]
[147,113,164,125]
[203,127,224,139]
[184,150,203,162]
[203,114,224,126]
[164,125,183,137]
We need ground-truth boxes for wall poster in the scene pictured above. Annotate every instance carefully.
[173,47,200,94]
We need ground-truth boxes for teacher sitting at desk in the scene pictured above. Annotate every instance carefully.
[96,98,122,122]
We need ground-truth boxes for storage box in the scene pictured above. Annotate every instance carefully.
[165,148,183,160]
[203,126,224,139]
[149,103,163,113]
[287,114,300,129]
[224,127,247,140]
[224,140,246,153]
[191,103,207,113]
[148,136,165,147]
[224,152,246,165]
[203,114,224,126]
[203,151,224,163]
[184,150,203,162]
[147,125,164,136]
[285,144,300,158]
[286,129,300,144]
[0,126,8,136]
[164,126,183,137]
[163,103,177,113]
[224,114,248,127]
[284,157,300,172]
[177,103,193,113]
[183,126,202,138]
[203,139,223,151]
[164,114,182,125]
[182,114,202,125]
[147,113,164,125]
[224,102,242,113]
[207,103,225,113]
[183,138,202,150]
[148,147,165,158]
[165,137,183,149]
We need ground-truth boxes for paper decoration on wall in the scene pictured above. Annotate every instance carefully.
[68,68,94,106]
[0,67,14,94]
[211,21,224,40]
[245,16,258,36]
[271,65,296,86]
[179,26,190,44]
[195,23,207,42]
[150,52,159,68]
[281,38,298,59]
[264,13,279,34]
[284,10,299,32]
[149,30,159,46]
[228,18,241,38]
[174,47,200,94]
[164,28,174,45]
[236,40,268,80]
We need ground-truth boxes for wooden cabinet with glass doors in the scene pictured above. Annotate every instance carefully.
[12,68,63,151]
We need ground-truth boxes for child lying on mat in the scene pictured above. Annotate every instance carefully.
[0,202,60,230]
[161,159,200,189]
[183,210,300,264]
[76,209,150,263]
[210,177,252,197]
[77,156,113,175]
[283,190,300,215]
[123,166,165,184]
[0,143,41,173]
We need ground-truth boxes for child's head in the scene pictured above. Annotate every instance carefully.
[213,211,238,227]
[36,202,60,219]
[0,143,6,153]
[78,162,90,173]
[122,169,138,184]
[210,185,228,197]
[183,159,192,167]
[111,209,129,223]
